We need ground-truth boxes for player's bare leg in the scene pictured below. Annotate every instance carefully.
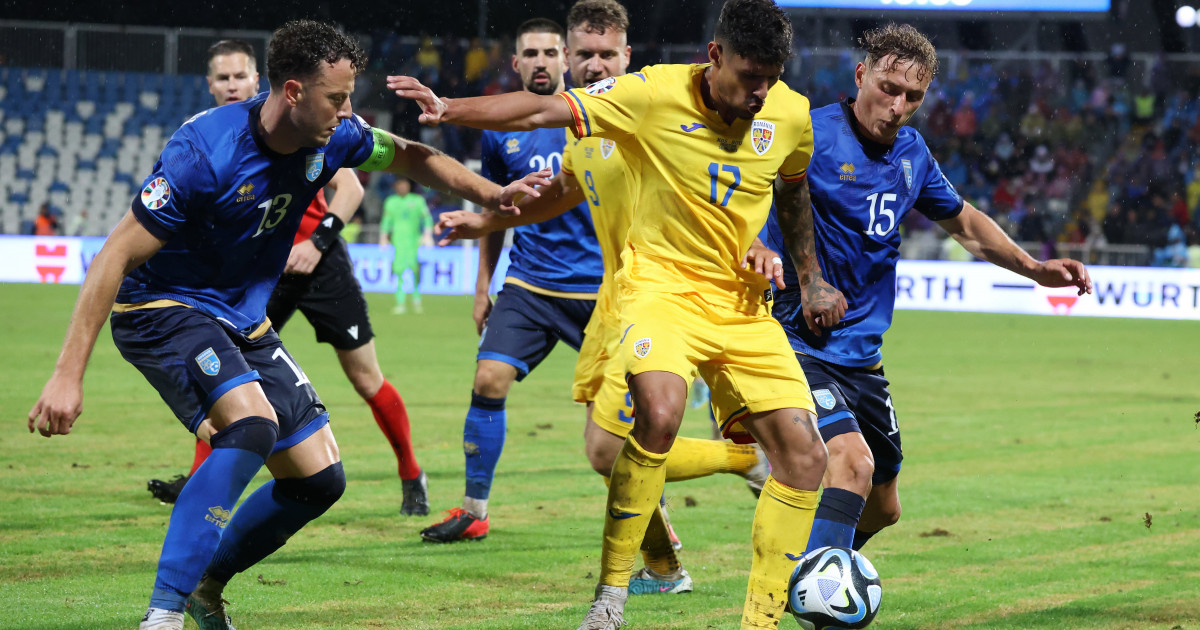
[855,476,901,549]
[738,408,827,629]
[189,425,344,629]
[421,359,517,542]
[336,340,427,515]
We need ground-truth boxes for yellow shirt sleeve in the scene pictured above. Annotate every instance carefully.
[561,136,576,176]
[559,69,655,141]
[779,100,814,183]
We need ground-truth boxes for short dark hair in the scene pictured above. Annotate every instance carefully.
[514,17,566,52]
[859,23,939,81]
[714,0,793,68]
[266,20,367,89]
[566,0,630,35]
[206,39,257,74]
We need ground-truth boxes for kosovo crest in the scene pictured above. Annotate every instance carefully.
[751,120,775,156]
[195,347,221,376]
[902,158,913,190]
[812,388,836,410]
[634,337,652,358]
[600,138,616,159]
[305,153,324,182]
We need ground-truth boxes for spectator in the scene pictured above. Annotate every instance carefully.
[65,208,88,237]
[34,203,59,236]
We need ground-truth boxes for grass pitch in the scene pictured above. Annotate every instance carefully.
[2,283,1197,630]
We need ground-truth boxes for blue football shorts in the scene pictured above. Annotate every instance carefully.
[476,282,595,380]
[798,353,903,485]
[111,305,329,452]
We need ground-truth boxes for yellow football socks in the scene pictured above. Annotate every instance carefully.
[665,437,759,481]
[600,435,668,587]
[742,476,819,629]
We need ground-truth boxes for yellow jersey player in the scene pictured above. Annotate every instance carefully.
[390,1,848,627]
[435,0,773,598]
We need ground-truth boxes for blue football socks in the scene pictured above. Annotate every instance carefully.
[463,392,506,507]
[205,462,346,584]
[149,417,277,612]
[804,487,866,553]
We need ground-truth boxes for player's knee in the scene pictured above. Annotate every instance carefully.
[584,439,617,476]
[830,448,875,492]
[473,364,515,398]
[274,461,346,509]
[209,416,279,460]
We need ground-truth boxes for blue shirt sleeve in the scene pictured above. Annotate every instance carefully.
[131,136,217,240]
[480,132,504,186]
[328,114,377,170]
[913,141,964,222]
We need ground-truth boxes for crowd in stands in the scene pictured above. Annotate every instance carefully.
[13,31,1200,268]
[362,32,1200,267]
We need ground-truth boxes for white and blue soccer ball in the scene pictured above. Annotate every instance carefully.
[787,546,882,630]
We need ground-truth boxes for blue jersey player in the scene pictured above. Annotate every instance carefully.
[419,17,604,544]
[759,24,1092,557]
[27,20,548,630]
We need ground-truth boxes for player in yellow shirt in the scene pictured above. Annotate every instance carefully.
[389,1,846,627]
[434,0,772,597]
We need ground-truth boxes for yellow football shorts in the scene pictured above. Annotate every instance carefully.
[572,312,613,404]
[617,289,814,444]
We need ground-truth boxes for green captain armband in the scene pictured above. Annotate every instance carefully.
[359,127,396,171]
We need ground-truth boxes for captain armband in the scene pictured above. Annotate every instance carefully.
[308,213,345,252]
[358,128,396,172]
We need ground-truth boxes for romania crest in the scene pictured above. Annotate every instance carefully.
[634,337,652,359]
[141,177,171,210]
[751,120,775,156]
[305,153,324,182]
[600,139,616,159]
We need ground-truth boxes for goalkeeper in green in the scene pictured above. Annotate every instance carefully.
[380,177,434,314]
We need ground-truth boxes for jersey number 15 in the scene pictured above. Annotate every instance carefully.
[864,192,897,237]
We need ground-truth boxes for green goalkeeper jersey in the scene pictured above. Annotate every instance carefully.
[381,192,432,253]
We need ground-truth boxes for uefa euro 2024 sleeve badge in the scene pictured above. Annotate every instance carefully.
[305,153,324,182]
[141,177,171,210]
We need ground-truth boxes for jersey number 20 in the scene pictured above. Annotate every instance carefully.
[864,192,897,237]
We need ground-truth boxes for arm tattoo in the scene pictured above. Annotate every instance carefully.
[775,177,818,287]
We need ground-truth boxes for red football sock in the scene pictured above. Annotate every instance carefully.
[188,438,212,476]
[367,380,421,480]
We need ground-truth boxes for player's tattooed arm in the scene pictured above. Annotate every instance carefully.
[29,211,165,437]
[774,176,847,336]
[385,131,551,214]
[387,75,574,131]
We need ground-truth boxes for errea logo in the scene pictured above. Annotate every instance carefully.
[839,162,856,181]
[205,506,232,528]
[236,182,256,203]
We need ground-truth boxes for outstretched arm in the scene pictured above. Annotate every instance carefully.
[436,171,586,245]
[28,211,165,437]
[379,130,550,214]
[387,75,574,131]
[937,202,1092,295]
[774,176,847,336]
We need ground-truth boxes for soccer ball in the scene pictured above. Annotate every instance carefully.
[787,546,882,630]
